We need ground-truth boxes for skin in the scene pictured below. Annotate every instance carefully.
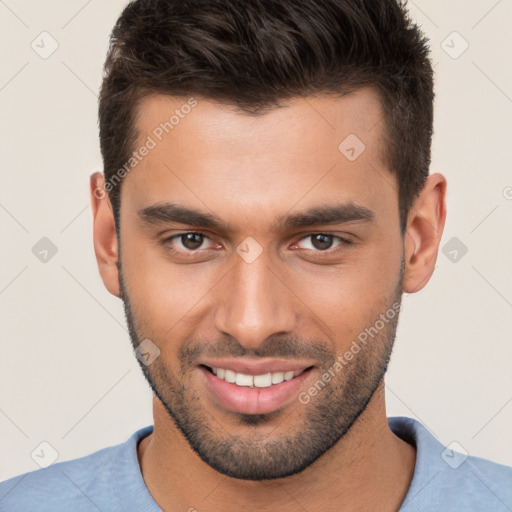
[90,88,446,511]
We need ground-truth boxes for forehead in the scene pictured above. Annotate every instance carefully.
[122,89,397,232]
[135,88,385,155]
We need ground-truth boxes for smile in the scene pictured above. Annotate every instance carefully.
[198,362,315,415]
[205,366,306,388]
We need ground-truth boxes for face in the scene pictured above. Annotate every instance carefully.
[116,89,405,480]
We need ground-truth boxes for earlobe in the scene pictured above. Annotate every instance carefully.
[89,172,121,298]
[402,173,447,294]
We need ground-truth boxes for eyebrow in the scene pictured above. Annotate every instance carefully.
[138,202,374,232]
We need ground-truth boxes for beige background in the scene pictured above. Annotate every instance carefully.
[1,0,511,480]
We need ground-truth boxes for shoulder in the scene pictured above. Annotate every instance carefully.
[414,453,512,512]
[0,445,115,512]
[0,426,153,512]
[389,416,512,512]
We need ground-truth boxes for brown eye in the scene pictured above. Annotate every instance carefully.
[164,232,212,252]
[297,233,348,252]
[310,234,335,250]
[180,233,205,250]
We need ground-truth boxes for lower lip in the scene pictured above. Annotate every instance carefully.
[198,366,313,415]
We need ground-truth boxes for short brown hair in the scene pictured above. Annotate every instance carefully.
[99,0,434,234]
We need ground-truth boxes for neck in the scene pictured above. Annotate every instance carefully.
[138,381,416,512]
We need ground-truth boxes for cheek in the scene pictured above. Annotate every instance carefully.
[121,234,224,339]
[286,239,402,344]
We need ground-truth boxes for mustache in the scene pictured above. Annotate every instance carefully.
[179,336,334,367]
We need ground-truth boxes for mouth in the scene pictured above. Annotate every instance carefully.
[198,363,316,415]
[200,364,311,388]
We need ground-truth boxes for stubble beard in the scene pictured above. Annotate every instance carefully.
[119,259,404,480]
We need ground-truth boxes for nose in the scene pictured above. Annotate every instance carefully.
[213,248,297,350]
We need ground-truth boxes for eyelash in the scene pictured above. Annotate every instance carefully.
[162,231,353,256]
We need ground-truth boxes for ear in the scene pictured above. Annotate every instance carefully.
[90,172,121,298]
[403,173,447,293]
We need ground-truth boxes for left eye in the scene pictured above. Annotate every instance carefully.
[296,233,349,251]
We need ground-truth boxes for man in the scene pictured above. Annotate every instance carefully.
[1,0,511,510]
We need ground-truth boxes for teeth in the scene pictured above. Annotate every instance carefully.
[210,367,305,387]
[235,373,253,387]
[271,371,284,384]
[224,369,236,383]
[253,373,272,388]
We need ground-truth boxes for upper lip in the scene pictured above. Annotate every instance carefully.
[199,358,315,375]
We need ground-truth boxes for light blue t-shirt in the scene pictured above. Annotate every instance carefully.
[1,417,511,511]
